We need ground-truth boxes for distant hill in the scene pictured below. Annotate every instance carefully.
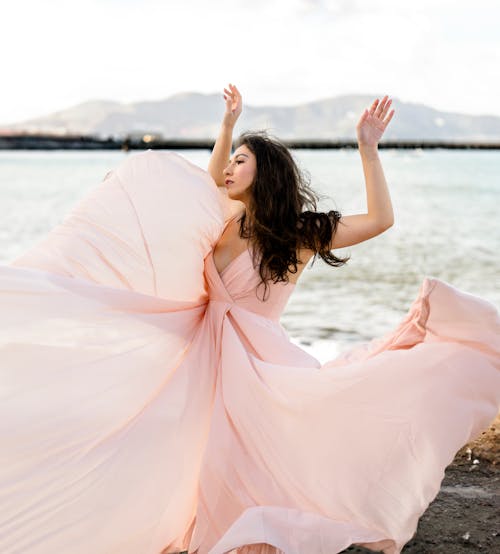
[2,93,500,141]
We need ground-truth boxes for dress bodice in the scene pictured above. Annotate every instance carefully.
[204,247,296,321]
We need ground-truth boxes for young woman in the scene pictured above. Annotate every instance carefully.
[0,85,498,554]
[209,84,394,295]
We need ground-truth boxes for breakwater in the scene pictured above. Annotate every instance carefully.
[1,133,500,150]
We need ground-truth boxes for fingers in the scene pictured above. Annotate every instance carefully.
[368,95,394,124]
[369,98,378,116]
[380,97,392,119]
[224,84,239,95]
[375,95,388,117]
[223,83,241,103]
[384,108,395,126]
[231,84,241,97]
[359,108,369,124]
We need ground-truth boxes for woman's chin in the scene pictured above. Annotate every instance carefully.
[226,188,249,207]
[227,189,240,200]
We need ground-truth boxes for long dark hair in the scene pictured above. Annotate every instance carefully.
[235,130,349,300]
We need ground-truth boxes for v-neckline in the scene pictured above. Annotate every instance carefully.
[217,248,250,276]
[213,212,251,277]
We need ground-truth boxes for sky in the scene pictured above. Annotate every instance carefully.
[1,0,499,124]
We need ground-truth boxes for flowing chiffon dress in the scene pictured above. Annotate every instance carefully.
[1,150,499,554]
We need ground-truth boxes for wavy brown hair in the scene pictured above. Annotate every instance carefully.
[234,130,349,300]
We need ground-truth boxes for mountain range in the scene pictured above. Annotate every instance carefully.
[2,93,500,141]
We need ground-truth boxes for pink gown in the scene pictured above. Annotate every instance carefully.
[1,151,499,554]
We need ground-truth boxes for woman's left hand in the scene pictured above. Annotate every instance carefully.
[356,95,395,148]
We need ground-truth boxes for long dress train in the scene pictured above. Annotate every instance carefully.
[1,150,499,554]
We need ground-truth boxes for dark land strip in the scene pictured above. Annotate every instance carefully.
[1,134,500,150]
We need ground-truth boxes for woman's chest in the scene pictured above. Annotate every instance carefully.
[212,219,251,276]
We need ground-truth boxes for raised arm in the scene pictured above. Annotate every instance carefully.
[330,96,395,249]
[208,84,242,187]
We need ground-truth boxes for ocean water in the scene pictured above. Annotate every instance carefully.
[1,149,499,362]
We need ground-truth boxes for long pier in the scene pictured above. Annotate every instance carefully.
[0,134,500,150]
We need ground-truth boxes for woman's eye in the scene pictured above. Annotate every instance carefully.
[236,160,243,164]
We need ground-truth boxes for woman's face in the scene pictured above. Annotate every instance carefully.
[222,145,257,204]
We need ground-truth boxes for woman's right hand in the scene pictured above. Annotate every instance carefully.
[222,83,242,128]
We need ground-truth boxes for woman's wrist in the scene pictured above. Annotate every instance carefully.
[221,116,236,131]
[358,143,379,160]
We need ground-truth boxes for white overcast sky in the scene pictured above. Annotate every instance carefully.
[1,0,499,124]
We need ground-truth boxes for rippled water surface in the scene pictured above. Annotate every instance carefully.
[1,149,498,360]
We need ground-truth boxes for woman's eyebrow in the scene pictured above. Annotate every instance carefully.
[228,153,249,163]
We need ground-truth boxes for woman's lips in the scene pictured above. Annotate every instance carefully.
[225,179,234,186]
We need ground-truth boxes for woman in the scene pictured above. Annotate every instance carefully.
[0,85,499,554]
[209,84,394,296]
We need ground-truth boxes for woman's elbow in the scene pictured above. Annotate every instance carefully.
[377,218,394,234]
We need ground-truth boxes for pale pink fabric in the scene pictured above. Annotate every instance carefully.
[1,151,499,554]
